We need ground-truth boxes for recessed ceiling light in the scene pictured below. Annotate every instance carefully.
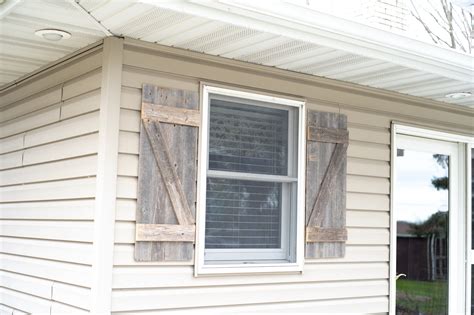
[445,92,472,99]
[35,29,71,41]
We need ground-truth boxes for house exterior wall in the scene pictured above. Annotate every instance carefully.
[0,37,472,314]
[110,39,474,314]
[0,45,103,313]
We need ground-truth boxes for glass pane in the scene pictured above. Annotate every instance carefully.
[395,149,449,315]
[472,265,474,315]
[205,178,282,249]
[208,98,289,175]
[471,148,474,315]
[471,148,474,249]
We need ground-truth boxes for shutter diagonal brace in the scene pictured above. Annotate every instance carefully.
[307,141,348,227]
[142,119,195,226]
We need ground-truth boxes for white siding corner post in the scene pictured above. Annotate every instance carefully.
[91,37,123,314]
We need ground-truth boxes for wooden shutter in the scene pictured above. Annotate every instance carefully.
[134,84,199,262]
[305,110,348,259]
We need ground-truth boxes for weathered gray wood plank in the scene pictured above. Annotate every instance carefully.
[143,120,195,226]
[141,102,200,127]
[135,84,198,262]
[306,227,347,242]
[307,126,348,144]
[305,110,347,259]
[136,224,195,242]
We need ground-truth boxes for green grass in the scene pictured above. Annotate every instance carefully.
[396,279,448,314]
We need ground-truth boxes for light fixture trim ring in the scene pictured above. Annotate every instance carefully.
[35,29,71,40]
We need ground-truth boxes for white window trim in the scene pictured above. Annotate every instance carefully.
[194,84,305,276]
[390,123,473,315]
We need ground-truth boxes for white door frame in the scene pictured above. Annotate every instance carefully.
[389,123,472,315]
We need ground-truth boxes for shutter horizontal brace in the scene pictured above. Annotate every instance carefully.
[142,102,201,127]
[307,126,348,144]
[136,224,195,242]
[306,227,347,242]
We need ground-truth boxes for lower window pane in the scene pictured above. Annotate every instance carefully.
[205,178,282,249]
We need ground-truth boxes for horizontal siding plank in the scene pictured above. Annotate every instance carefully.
[347,228,390,245]
[117,154,138,177]
[112,296,388,314]
[0,105,60,138]
[62,69,102,101]
[0,151,23,170]
[22,133,98,166]
[0,253,92,287]
[348,125,390,145]
[0,155,97,186]
[116,176,137,199]
[0,237,93,265]
[0,133,23,154]
[1,270,53,300]
[60,89,101,119]
[120,86,142,110]
[0,50,102,106]
[347,175,390,194]
[112,262,388,289]
[119,108,140,132]
[113,244,388,266]
[0,199,95,220]
[24,111,99,148]
[121,67,199,92]
[0,87,61,123]
[347,157,390,178]
[111,280,388,311]
[347,192,389,211]
[50,301,89,314]
[346,210,390,228]
[0,220,94,242]
[118,131,139,154]
[348,141,390,161]
[0,177,96,202]
[0,288,50,314]
[52,282,90,311]
[115,199,136,221]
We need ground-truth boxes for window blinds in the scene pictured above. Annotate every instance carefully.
[205,98,289,249]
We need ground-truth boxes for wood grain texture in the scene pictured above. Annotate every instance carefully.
[306,227,348,242]
[141,102,200,127]
[142,121,195,226]
[306,111,347,259]
[135,84,198,262]
[135,224,195,242]
[308,126,348,144]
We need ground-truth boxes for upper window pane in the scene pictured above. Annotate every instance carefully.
[208,97,289,175]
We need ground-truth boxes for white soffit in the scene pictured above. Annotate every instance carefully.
[1,0,473,108]
[0,0,105,87]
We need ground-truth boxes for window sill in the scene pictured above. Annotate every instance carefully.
[194,262,303,276]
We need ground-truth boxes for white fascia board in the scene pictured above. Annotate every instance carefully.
[142,0,473,83]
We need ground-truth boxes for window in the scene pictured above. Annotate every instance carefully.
[195,85,305,275]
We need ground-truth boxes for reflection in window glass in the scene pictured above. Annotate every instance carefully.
[396,149,449,315]
[471,149,473,315]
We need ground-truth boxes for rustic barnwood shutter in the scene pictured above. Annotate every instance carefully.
[305,110,348,259]
[134,84,199,262]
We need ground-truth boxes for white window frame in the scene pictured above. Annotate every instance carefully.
[195,84,305,276]
[390,123,472,315]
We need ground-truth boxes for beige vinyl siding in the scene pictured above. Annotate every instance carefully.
[111,41,468,314]
[0,47,102,314]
